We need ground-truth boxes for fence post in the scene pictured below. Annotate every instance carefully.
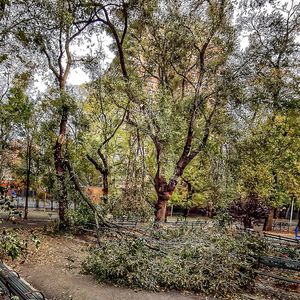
[289,198,294,232]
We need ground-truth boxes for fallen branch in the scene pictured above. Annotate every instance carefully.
[64,159,112,228]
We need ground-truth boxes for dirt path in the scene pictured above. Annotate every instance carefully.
[10,233,203,300]
[3,221,298,300]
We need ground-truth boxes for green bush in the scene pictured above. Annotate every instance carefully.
[67,203,95,229]
[271,245,300,260]
[83,228,266,297]
[0,199,40,261]
[110,196,153,222]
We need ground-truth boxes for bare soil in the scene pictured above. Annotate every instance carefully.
[1,212,298,300]
[9,231,203,300]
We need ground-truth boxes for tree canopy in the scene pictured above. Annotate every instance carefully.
[0,0,299,224]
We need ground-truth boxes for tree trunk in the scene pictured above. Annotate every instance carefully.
[54,107,68,224]
[263,208,274,231]
[154,194,169,222]
[35,198,39,209]
[243,216,252,229]
[24,141,32,220]
[154,173,174,222]
[57,174,67,223]
[207,202,213,218]
[102,171,109,204]
[285,205,290,219]
[86,154,109,205]
[274,208,278,219]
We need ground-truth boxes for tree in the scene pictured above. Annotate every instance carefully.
[110,0,237,221]
[9,0,101,224]
[236,0,300,229]
[235,113,300,229]
[85,77,127,205]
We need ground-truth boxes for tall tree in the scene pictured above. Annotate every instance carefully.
[238,0,300,229]
[10,0,100,224]
[110,0,237,221]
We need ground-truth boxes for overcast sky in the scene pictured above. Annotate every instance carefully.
[35,0,299,92]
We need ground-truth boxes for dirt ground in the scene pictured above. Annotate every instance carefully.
[1,212,299,300]
[5,230,298,300]
[9,232,204,300]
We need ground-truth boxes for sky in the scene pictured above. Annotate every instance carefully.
[68,33,114,85]
[34,0,299,92]
[34,33,114,92]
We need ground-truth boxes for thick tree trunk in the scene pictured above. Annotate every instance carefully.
[263,208,274,231]
[154,194,170,222]
[154,175,173,222]
[57,174,67,223]
[54,107,68,224]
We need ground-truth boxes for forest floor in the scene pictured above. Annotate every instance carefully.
[8,231,205,300]
[2,228,297,300]
[1,211,299,300]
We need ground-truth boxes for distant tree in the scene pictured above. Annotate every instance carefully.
[237,0,300,229]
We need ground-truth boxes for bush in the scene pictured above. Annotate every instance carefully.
[67,203,95,229]
[110,195,153,222]
[83,228,267,297]
[0,199,40,261]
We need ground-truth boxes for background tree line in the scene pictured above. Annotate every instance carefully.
[0,0,299,228]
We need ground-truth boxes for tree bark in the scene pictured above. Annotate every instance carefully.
[54,106,68,224]
[154,175,173,222]
[102,170,109,203]
[87,154,109,204]
[24,140,32,220]
[207,202,213,218]
[243,216,252,229]
[263,208,274,231]
[155,198,168,222]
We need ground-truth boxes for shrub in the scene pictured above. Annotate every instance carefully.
[83,228,266,297]
[67,203,95,229]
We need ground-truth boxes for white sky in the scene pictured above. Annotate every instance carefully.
[68,33,114,85]
[35,0,299,92]
[34,33,114,92]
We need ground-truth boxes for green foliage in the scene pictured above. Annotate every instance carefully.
[215,207,234,227]
[0,194,40,261]
[67,203,95,229]
[0,229,23,260]
[272,246,300,261]
[0,228,39,261]
[235,113,300,208]
[84,228,267,297]
[110,195,153,221]
[1,0,300,232]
